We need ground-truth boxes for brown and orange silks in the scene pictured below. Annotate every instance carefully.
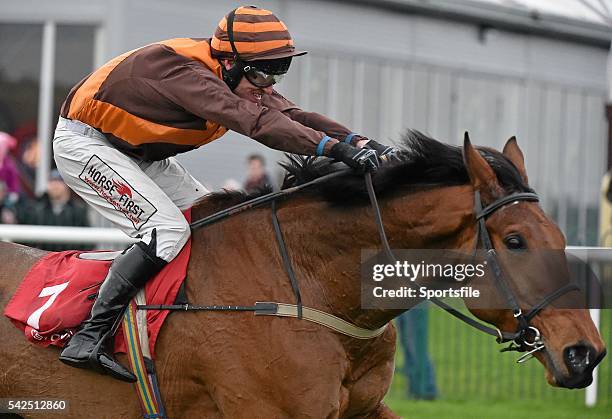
[60,35,356,161]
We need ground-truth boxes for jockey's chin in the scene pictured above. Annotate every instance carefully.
[233,78,273,104]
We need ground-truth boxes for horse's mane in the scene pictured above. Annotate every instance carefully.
[194,130,533,215]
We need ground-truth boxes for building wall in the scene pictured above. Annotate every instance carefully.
[0,0,608,244]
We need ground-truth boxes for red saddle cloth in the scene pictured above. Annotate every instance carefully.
[3,223,191,358]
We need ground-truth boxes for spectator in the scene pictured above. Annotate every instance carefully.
[17,136,39,198]
[0,180,17,224]
[396,304,439,400]
[244,154,272,194]
[18,169,90,251]
[0,132,20,196]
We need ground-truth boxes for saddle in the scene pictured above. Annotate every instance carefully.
[3,240,190,357]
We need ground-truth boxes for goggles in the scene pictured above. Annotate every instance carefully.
[243,65,285,88]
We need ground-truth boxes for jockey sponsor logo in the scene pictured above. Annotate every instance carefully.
[79,155,157,230]
[112,180,133,198]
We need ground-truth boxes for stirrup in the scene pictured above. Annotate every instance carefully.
[87,332,136,383]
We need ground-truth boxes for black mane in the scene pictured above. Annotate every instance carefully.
[278,130,532,204]
[196,130,532,212]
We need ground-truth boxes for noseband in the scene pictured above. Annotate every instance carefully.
[365,173,579,363]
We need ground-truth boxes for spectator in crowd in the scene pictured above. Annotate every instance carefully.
[0,180,17,224]
[18,169,90,251]
[0,132,20,197]
[9,124,38,197]
[17,136,39,198]
[396,304,439,400]
[243,154,272,194]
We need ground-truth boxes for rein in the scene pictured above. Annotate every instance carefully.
[189,168,352,230]
[140,164,578,360]
[363,172,519,340]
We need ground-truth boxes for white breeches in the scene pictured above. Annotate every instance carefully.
[53,117,208,262]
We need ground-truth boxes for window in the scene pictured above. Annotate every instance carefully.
[0,21,96,195]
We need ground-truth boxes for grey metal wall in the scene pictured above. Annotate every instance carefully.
[273,0,609,245]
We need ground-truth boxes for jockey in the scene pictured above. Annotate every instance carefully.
[54,5,396,382]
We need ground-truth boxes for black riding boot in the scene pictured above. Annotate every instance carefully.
[59,237,167,382]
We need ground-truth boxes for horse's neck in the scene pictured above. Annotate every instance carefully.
[278,185,476,330]
[189,185,475,330]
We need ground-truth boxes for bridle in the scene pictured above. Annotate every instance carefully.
[471,190,578,361]
[147,165,578,363]
[365,172,579,363]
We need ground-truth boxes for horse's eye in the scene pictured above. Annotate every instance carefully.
[504,234,526,250]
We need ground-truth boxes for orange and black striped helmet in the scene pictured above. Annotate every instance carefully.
[211,5,307,61]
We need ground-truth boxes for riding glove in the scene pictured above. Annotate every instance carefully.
[365,140,400,163]
[330,142,380,172]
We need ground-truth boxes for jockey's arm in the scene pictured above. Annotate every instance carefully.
[261,90,370,148]
[159,63,339,156]
[262,90,399,160]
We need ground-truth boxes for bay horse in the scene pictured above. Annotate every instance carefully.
[0,132,606,418]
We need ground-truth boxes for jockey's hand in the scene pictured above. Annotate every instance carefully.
[330,142,379,172]
[364,140,400,163]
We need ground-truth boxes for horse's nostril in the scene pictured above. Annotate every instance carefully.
[564,344,595,375]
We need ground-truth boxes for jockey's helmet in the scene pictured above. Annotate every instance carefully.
[211,5,307,89]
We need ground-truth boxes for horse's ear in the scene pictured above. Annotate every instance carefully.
[462,132,503,202]
[502,136,529,185]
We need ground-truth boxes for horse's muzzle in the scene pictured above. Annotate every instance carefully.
[557,345,606,389]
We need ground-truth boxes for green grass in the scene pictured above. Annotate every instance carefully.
[384,396,612,419]
[383,304,612,417]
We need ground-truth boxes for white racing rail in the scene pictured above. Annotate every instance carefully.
[0,224,137,244]
[0,227,609,405]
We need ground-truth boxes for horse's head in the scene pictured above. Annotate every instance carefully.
[277,135,605,389]
[461,133,606,389]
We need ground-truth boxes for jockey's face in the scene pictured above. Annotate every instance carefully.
[222,59,274,104]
